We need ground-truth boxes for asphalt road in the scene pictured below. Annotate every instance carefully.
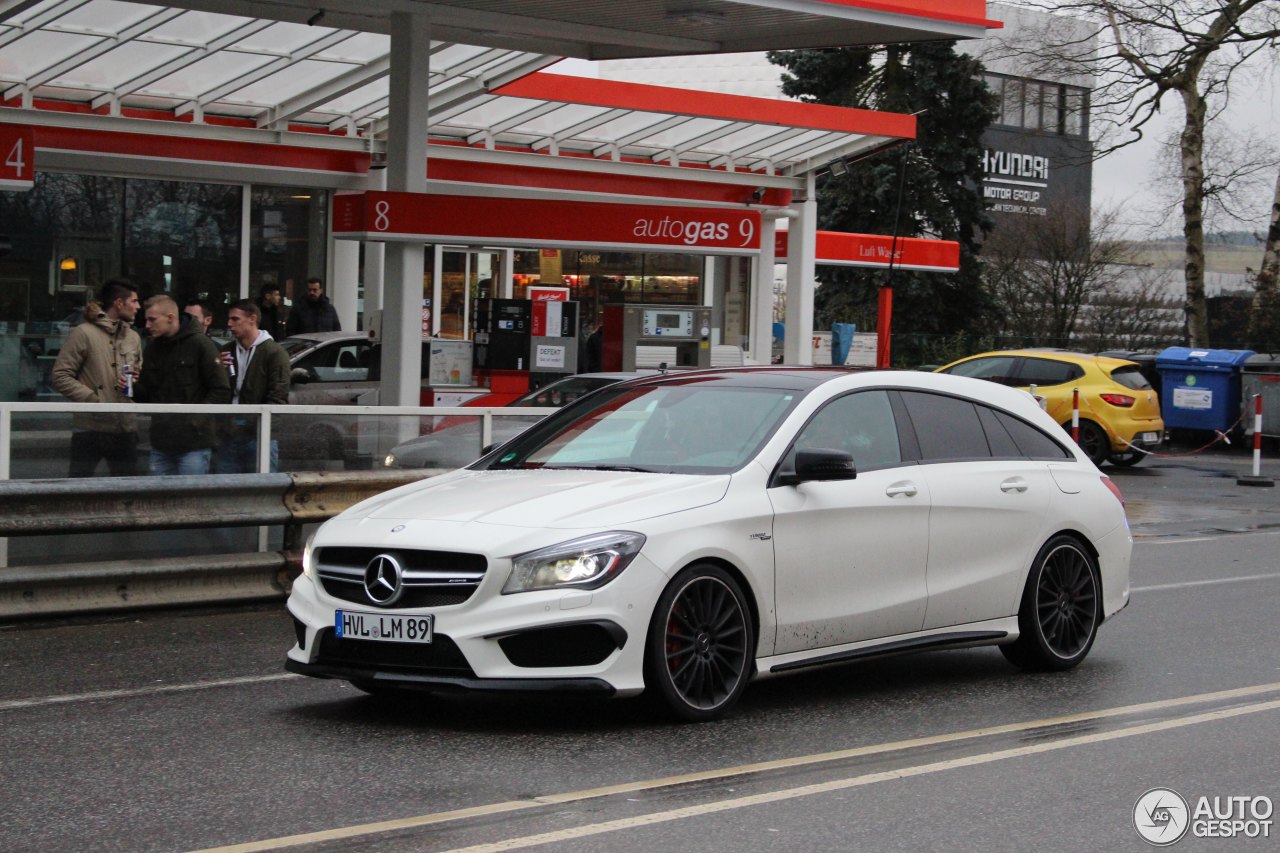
[2,450,1278,852]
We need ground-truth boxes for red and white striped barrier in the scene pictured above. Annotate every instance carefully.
[1071,387,1080,444]
[1237,393,1274,487]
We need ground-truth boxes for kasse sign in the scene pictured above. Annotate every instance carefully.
[332,192,762,255]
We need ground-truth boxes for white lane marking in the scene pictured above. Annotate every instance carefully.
[0,673,299,712]
[189,681,1280,853]
[1135,537,1216,544]
[1133,572,1280,593]
[440,698,1280,853]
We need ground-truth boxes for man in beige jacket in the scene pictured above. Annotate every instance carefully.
[51,279,143,477]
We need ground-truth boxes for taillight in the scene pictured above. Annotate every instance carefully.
[1099,393,1135,407]
[1101,475,1125,506]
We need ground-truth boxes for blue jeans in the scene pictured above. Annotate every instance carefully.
[149,448,212,475]
[214,437,279,474]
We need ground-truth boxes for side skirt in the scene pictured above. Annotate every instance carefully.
[767,630,1009,675]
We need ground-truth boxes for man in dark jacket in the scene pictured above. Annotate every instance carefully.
[215,299,291,473]
[285,277,341,336]
[136,294,232,474]
[257,283,290,341]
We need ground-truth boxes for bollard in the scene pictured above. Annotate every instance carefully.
[1071,387,1080,443]
[1237,394,1273,487]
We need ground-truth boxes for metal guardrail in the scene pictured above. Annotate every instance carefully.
[0,469,438,619]
[0,400,555,620]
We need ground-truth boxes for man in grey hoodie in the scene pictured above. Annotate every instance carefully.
[51,279,143,477]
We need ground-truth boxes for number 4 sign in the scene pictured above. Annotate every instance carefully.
[1,126,35,192]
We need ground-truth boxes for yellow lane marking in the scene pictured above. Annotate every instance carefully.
[189,680,1280,853]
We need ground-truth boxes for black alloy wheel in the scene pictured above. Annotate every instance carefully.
[646,564,754,721]
[1074,420,1109,466]
[1001,535,1101,671]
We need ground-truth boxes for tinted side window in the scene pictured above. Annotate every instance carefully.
[900,391,990,460]
[1016,357,1083,387]
[795,390,901,469]
[995,410,1072,459]
[294,341,373,382]
[1111,365,1151,390]
[976,405,1022,457]
[941,355,1019,385]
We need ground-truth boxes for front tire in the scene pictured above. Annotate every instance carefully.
[645,564,754,722]
[1001,536,1101,671]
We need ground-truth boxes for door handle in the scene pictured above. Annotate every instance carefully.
[1000,477,1029,493]
[885,481,917,497]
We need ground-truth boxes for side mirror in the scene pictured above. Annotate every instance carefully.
[778,447,856,486]
[290,367,312,385]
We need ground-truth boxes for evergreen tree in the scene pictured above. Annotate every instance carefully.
[768,43,998,364]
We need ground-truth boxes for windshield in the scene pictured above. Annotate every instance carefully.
[279,337,320,357]
[484,382,800,474]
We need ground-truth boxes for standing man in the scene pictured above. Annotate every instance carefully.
[285,276,341,336]
[50,279,143,477]
[183,298,215,335]
[216,300,290,473]
[135,295,231,474]
[257,284,290,340]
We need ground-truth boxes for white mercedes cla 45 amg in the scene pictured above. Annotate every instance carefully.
[286,368,1131,720]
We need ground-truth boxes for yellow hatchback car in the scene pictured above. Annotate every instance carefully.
[936,350,1164,466]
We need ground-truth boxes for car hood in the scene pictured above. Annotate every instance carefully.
[353,469,731,529]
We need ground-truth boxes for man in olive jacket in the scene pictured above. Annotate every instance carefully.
[215,299,291,473]
[50,279,143,477]
[135,294,232,474]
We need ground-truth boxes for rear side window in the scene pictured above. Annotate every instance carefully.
[900,391,990,460]
[995,410,1072,459]
[1111,365,1152,390]
[976,405,1022,457]
[1016,358,1083,387]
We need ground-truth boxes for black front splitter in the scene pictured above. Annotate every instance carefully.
[285,659,616,696]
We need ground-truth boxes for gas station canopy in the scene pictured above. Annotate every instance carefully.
[0,1,996,184]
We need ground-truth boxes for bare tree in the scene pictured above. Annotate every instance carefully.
[1248,169,1280,350]
[995,1,1280,346]
[984,206,1138,344]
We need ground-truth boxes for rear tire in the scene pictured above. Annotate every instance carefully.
[1001,535,1101,672]
[1106,450,1143,467]
[645,564,754,722]
[1072,421,1109,466]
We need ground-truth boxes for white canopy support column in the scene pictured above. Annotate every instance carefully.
[361,168,387,327]
[783,173,817,365]
[331,238,360,332]
[750,216,776,365]
[381,10,430,407]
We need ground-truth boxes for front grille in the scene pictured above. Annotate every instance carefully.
[314,546,487,609]
[316,628,475,676]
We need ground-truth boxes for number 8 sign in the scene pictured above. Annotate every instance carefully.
[1,126,35,192]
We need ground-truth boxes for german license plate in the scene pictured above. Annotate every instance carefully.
[335,610,433,643]
[1141,432,1160,444]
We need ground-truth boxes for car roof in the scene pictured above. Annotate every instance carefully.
[947,350,1139,370]
[612,365,876,392]
[280,330,371,345]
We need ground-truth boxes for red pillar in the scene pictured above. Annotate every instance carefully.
[876,286,893,368]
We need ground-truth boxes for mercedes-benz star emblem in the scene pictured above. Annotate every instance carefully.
[363,554,404,606]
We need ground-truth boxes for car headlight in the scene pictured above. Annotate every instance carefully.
[383,452,397,468]
[301,534,316,578]
[503,531,646,594]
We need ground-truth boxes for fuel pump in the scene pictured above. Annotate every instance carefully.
[602,304,713,371]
